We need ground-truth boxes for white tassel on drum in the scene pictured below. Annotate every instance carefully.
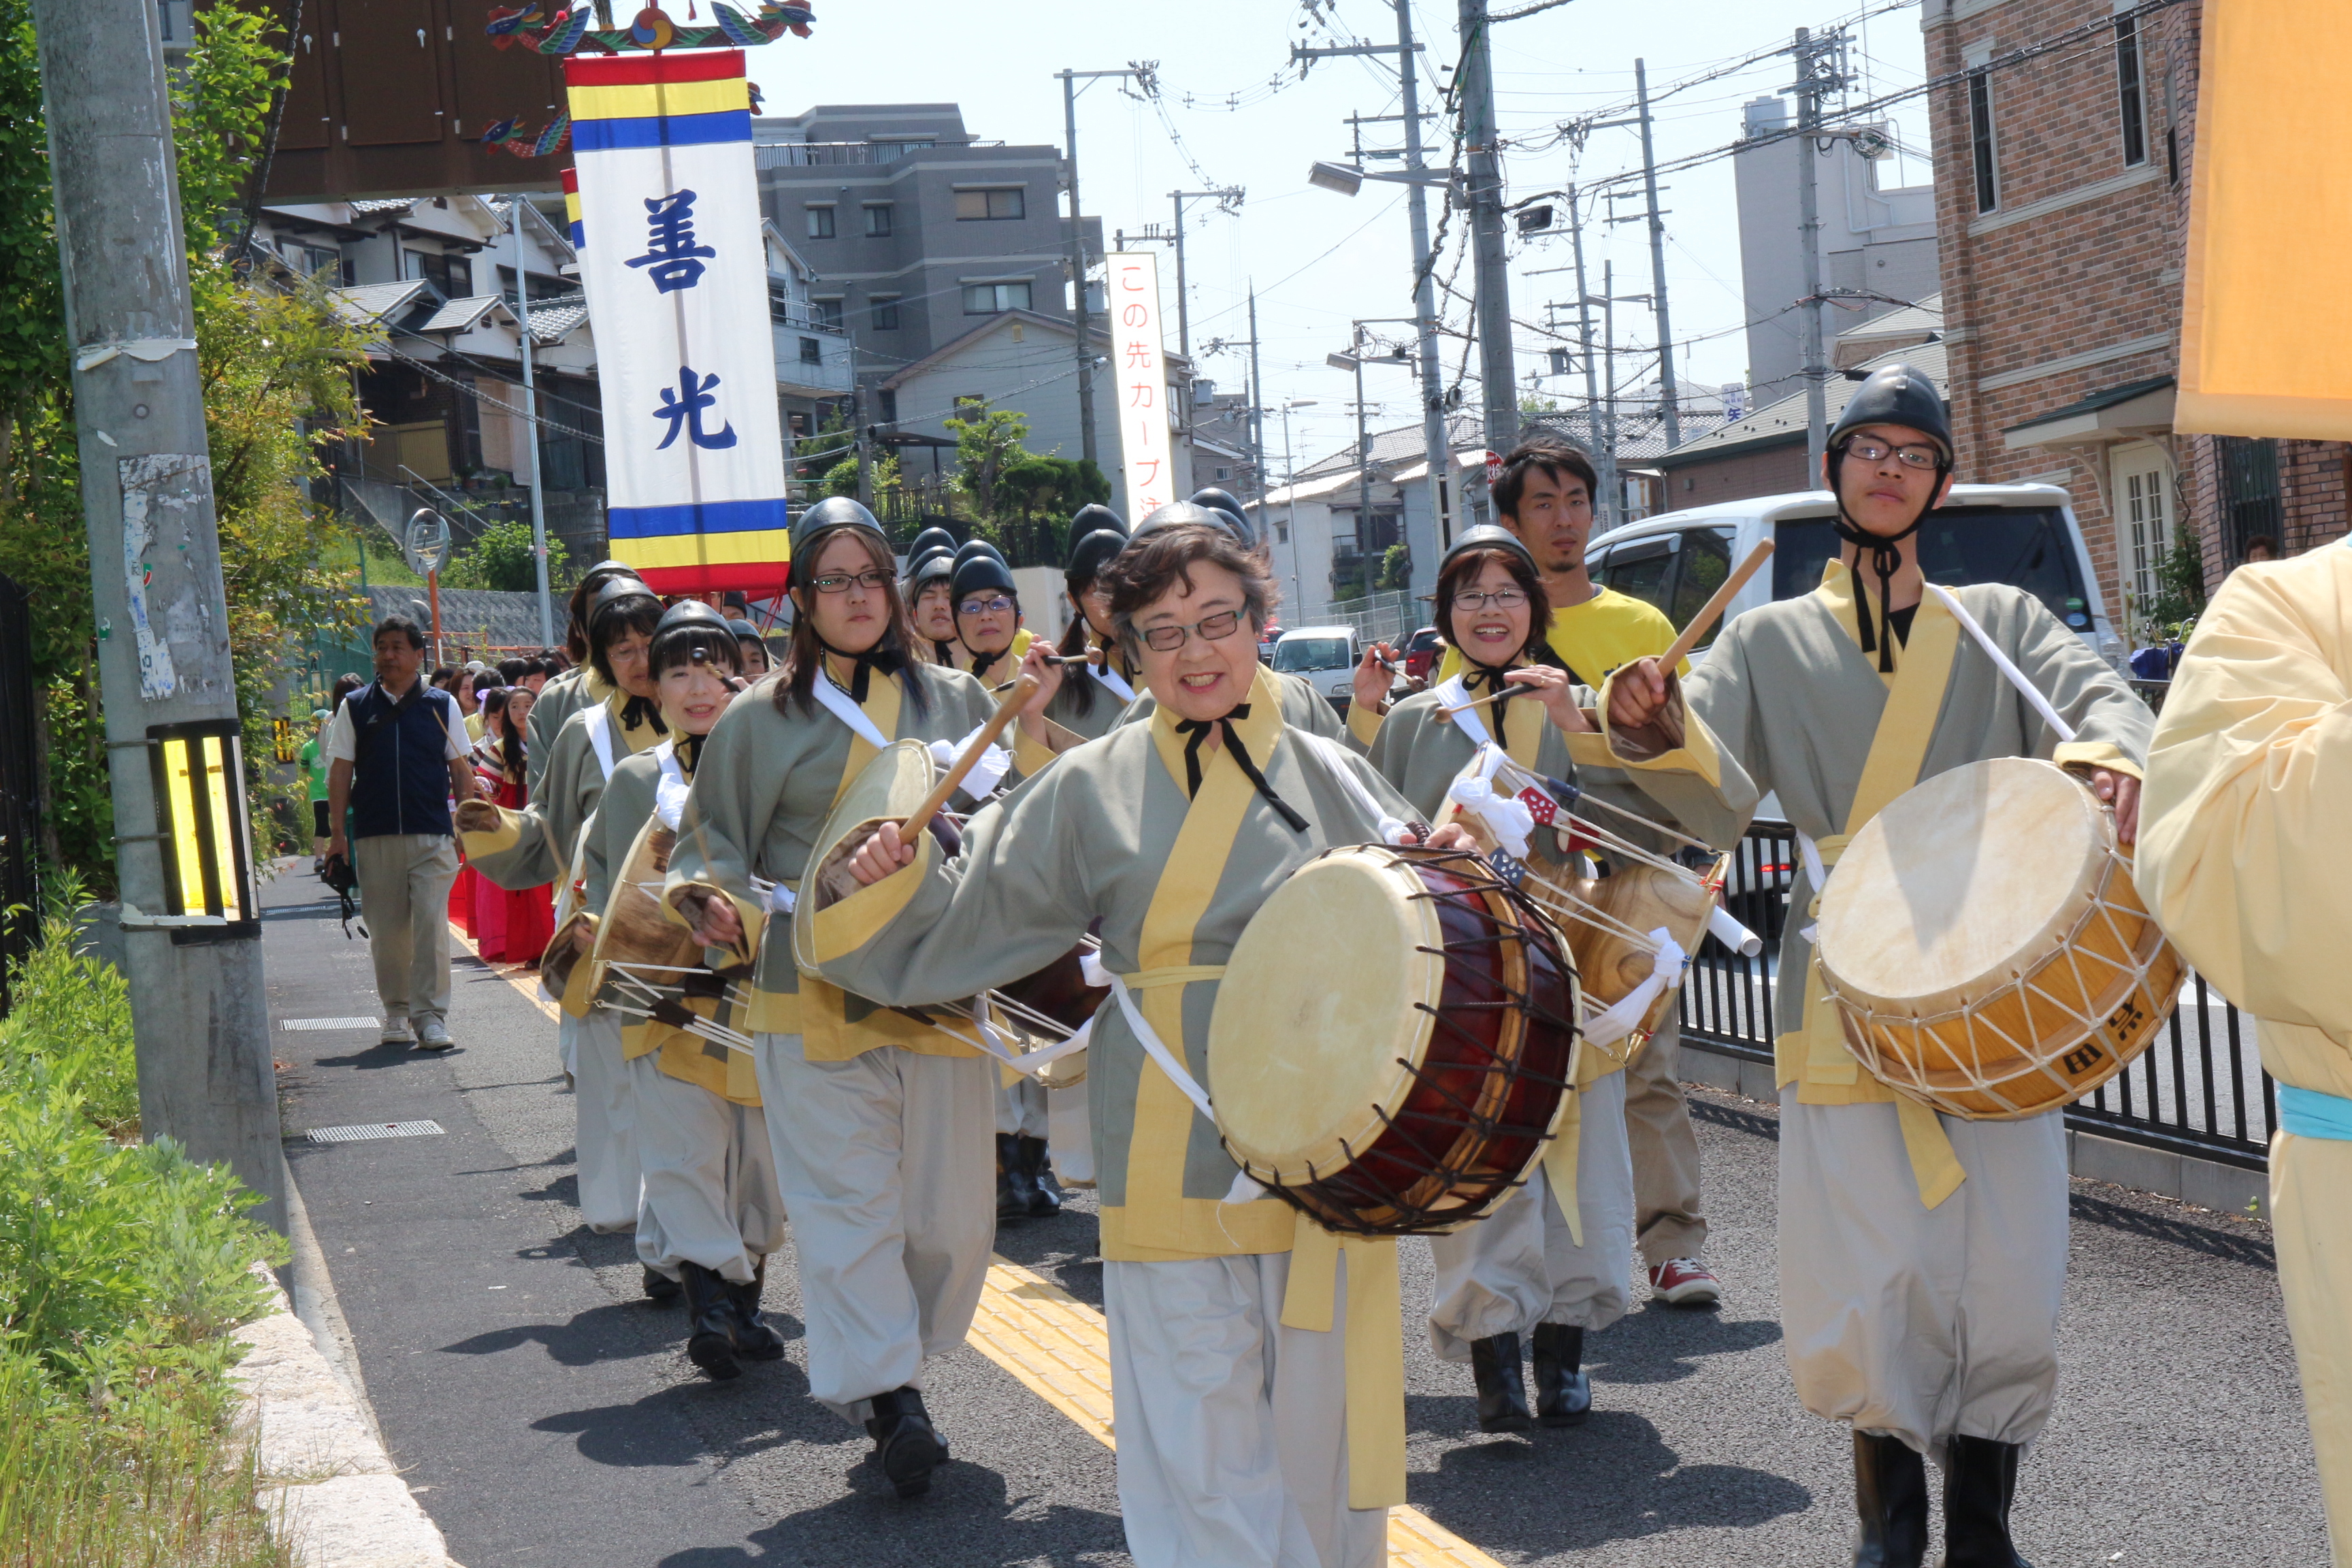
[929,725,1013,800]
[1447,744,1536,858]
[1580,930,1688,1049]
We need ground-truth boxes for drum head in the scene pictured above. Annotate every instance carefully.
[1209,846,1444,1181]
[1817,757,2106,1012]
[791,739,938,972]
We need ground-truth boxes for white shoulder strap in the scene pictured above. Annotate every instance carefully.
[1432,674,1494,749]
[1921,583,2079,744]
[1292,730,1411,845]
[1088,662,1136,704]
[583,702,617,780]
[808,672,893,751]
[652,739,689,830]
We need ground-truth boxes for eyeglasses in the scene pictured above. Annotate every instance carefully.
[958,596,1015,616]
[811,570,893,594]
[1452,589,1528,611]
[1139,608,1244,652]
[1840,438,1943,472]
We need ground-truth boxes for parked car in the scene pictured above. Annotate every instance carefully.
[1401,626,1445,683]
[1271,625,1362,712]
[1584,483,2122,666]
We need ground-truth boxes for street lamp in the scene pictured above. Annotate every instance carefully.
[1307,161,1364,197]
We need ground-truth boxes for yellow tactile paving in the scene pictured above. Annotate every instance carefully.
[465,919,1500,1565]
[454,920,561,1021]
[973,1256,1506,1568]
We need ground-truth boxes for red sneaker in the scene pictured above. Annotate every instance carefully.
[1648,1258,1722,1306]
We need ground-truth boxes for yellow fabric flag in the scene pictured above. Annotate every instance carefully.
[2176,0,2352,439]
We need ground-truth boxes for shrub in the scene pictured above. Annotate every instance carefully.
[0,877,136,1138]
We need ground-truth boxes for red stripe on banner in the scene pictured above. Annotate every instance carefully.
[562,49,744,88]
[561,167,577,194]
[636,563,793,595]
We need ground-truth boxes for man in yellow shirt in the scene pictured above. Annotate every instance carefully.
[1403,437,1723,1309]
[2138,537,2352,1565]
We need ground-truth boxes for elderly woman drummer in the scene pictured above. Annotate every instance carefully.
[811,521,1475,1568]
[1362,524,1754,1436]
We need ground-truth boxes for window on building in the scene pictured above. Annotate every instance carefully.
[806,204,836,240]
[1215,466,1231,481]
[2114,448,2173,625]
[962,281,1030,314]
[864,203,893,237]
[1967,70,1999,213]
[810,297,844,330]
[878,389,899,425]
[787,411,809,438]
[403,248,472,297]
[954,187,1025,221]
[870,295,900,331]
[280,240,341,280]
[2115,16,2148,167]
[2216,436,2284,562]
[798,336,821,364]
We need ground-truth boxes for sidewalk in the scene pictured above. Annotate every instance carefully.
[259,864,2330,1566]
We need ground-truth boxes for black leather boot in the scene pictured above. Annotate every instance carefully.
[729,1259,785,1361]
[996,1134,1036,1220]
[1530,1323,1592,1427]
[678,1261,744,1381]
[641,1265,681,1303]
[1020,1135,1062,1217]
[1852,1431,1929,1567]
[1941,1435,2032,1567]
[864,1386,947,1498]
[1467,1334,1533,1433]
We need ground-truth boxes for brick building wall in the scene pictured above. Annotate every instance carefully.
[1925,0,2346,634]
[1656,438,1812,511]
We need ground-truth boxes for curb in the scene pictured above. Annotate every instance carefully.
[230,1200,463,1567]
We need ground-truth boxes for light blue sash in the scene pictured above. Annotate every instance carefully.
[2277,1084,2352,1141]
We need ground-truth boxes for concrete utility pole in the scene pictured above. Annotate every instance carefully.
[1394,0,1454,568]
[1247,284,1269,528]
[509,198,554,649]
[1350,328,1375,602]
[1791,27,1845,479]
[33,0,284,1228]
[1566,189,1620,536]
[1633,60,1682,450]
[1057,67,1140,471]
[1458,0,1518,457]
[1166,188,1242,363]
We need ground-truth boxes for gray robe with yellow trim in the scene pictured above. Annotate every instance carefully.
[662,659,1058,1060]
[525,666,612,799]
[1681,564,2151,1454]
[463,687,666,898]
[1041,642,1139,742]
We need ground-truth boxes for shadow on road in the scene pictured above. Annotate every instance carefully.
[655,1461,1126,1567]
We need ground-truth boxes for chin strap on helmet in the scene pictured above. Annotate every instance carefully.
[1828,444,1950,673]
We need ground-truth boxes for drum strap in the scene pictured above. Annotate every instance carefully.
[583,702,617,781]
[1088,661,1136,704]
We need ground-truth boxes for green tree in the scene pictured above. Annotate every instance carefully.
[1377,542,1411,591]
[2138,529,2209,642]
[996,453,1109,524]
[943,408,1029,520]
[443,518,572,593]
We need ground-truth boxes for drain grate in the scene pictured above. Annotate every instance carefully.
[303,1120,445,1144]
[280,1016,382,1032]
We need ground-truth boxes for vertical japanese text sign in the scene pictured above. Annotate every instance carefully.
[565,49,792,594]
[1109,251,1172,519]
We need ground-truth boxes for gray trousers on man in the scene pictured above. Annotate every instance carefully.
[1622,1014,1709,1268]
[353,834,458,1027]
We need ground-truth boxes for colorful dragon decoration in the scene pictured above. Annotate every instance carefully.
[487,0,814,56]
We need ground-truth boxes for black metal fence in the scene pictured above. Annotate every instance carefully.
[0,575,39,1013]
[1678,821,2272,1172]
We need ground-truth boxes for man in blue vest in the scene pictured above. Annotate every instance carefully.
[325,615,478,1049]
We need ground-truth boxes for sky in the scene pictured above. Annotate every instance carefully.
[762,0,1932,473]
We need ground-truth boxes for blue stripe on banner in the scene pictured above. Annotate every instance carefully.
[608,497,793,538]
[570,220,585,248]
[572,109,752,153]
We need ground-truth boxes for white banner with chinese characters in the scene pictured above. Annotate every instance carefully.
[1106,250,1173,519]
[565,50,791,594]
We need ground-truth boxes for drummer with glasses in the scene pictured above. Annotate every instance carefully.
[1609,363,2151,1568]
[949,542,1034,685]
[801,513,1475,1568]
[1362,524,1753,1437]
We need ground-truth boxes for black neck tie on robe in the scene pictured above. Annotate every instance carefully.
[619,694,669,736]
[1171,704,1309,832]
[817,637,905,702]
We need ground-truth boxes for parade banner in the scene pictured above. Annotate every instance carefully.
[1107,251,1174,518]
[564,49,792,593]
[2177,0,2352,440]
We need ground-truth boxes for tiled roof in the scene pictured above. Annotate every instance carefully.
[1838,292,1942,344]
[1661,341,1952,464]
[328,278,436,327]
[1524,405,1735,466]
[522,297,589,345]
[415,294,510,334]
[348,198,417,214]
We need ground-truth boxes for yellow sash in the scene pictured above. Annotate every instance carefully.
[1778,565,1966,1207]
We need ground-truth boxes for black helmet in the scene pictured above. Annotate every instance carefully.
[1190,487,1247,526]
[1065,527,1128,589]
[655,600,732,638]
[725,617,763,641]
[1069,502,1126,540]
[581,558,643,589]
[1126,500,1225,544]
[906,525,958,563]
[1826,361,1953,462]
[1441,522,1537,580]
[951,538,1007,572]
[950,551,1017,604]
[590,573,661,620]
[788,496,889,589]
[906,550,956,593]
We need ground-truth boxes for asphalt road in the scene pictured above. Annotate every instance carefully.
[260,866,2330,1567]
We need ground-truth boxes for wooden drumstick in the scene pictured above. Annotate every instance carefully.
[902,674,1041,839]
[987,654,1073,692]
[1655,538,1774,672]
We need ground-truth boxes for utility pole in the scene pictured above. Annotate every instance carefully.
[1458,0,1518,457]
[34,0,284,1227]
[1057,67,1141,471]
[1166,188,1243,363]
[1247,284,1269,530]
[1791,27,1845,478]
[510,198,554,649]
[1566,188,1619,536]
[1350,330,1375,604]
[1633,60,1682,449]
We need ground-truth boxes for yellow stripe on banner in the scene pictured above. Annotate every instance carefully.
[566,76,749,123]
[968,1256,1507,1568]
[616,531,792,570]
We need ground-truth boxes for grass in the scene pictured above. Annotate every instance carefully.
[0,887,292,1565]
[316,529,425,588]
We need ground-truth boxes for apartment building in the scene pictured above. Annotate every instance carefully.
[1923,0,2345,636]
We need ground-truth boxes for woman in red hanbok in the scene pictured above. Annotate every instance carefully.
[470,687,557,963]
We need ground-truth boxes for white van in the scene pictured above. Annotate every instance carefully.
[1271,625,1362,711]
[1587,483,2123,668]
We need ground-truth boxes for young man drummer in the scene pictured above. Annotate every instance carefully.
[2137,539,2352,1565]
[1362,438,1725,1307]
[1364,523,1752,1435]
[904,548,965,667]
[1610,363,2149,1567]
[570,602,788,1379]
